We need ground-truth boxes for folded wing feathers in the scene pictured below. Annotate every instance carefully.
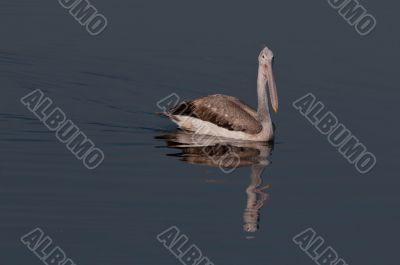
[170,94,262,134]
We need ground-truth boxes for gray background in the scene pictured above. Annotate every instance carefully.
[1,0,399,264]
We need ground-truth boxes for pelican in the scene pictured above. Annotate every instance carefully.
[159,46,278,142]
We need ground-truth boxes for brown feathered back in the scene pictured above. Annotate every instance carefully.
[170,94,262,134]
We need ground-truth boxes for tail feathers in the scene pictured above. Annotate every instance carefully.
[157,112,180,122]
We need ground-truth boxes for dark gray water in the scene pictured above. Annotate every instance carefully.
[1,0,399,264]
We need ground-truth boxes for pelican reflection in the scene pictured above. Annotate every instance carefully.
[156,130,273,233]
[243,164,269,233]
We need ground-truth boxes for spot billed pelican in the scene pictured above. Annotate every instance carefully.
[159,47,278,141]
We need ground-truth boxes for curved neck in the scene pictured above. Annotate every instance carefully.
[256,64,271,124]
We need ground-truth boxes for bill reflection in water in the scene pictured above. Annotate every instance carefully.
[155,130,273,234]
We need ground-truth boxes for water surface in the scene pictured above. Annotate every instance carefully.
[1,0,399,264]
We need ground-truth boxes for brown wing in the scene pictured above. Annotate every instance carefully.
[170,94,262,134]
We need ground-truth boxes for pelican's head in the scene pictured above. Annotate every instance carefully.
[258,46,274,64]
[258,46,278,113]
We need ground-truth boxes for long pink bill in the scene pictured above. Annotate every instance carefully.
[266,61,278,112]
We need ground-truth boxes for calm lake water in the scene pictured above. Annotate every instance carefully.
[1,0,399,264]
